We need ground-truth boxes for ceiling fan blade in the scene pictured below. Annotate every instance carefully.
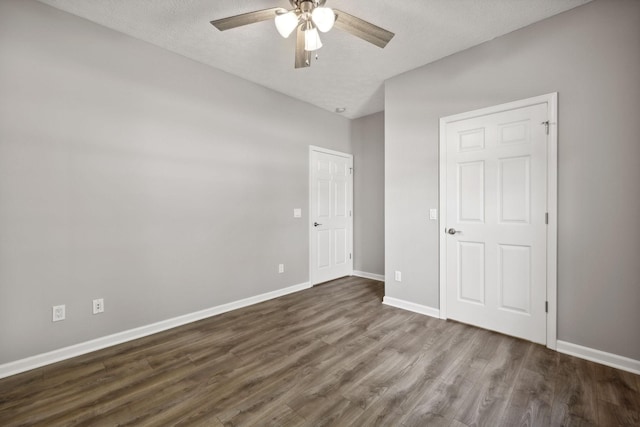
[333,10,394,48]
[211,8,284,31]
[295,26,311,69]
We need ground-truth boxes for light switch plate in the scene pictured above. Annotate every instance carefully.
[429,208,438,220]
[394,271,402,282]
[293,208,302,218]
[52,305,66,322]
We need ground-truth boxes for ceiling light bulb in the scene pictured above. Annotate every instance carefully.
[311,7,335,33]
[275,11,298,38]
[304,27,322,51]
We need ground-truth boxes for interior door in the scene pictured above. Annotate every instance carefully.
[444,102,548,344]
[309,147,353,285]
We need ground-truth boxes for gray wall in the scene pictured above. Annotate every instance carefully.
[0,0,351,364]
[352,112,385,277]
[385,0,640,360]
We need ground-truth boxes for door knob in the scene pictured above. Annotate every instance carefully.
[447,228,461,235]
[314,222,322,227]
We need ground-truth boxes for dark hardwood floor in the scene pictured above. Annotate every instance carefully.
[1,277,639,426]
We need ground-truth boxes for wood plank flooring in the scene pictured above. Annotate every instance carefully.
[1,277,639,426]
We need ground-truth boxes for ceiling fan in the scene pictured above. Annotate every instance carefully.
[210,0,394,69]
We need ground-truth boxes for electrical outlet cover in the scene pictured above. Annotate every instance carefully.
[93,298,104,314]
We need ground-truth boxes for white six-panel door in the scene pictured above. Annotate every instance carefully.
[309,147,353,285]
[442,100,551,345]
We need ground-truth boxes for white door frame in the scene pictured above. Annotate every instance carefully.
[308,145,354,285]
[438,93,558,349]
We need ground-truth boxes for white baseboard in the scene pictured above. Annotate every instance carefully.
[380,301,640,375]
[7,284,637,380]
[352,270,385,282]
[557,340,640,375]
[0,281,312,380]
[382,296,440,318]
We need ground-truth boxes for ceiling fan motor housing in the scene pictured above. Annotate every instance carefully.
[290,0,327,9]
[300,1,314,14]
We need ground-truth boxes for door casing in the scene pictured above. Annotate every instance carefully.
[438,93,558,349]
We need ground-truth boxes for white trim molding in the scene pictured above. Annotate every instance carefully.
[0,282,312,380]
[382,297,440,318]
[353,271,385,282]
[557,340,640,375]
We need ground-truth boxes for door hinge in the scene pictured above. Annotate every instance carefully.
[349,253,352,260]
[545,301,548,313]
[349,210,352,217]
[545,212,549,224]
[349,167,353,175]
[541,120,550,135]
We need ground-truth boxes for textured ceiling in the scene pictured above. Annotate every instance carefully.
[37,0,590,118]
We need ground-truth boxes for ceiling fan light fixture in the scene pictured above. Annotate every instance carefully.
[275,11,299,38]
[210,1,395,69]
[311,7,335,33]
[304,26,322,51]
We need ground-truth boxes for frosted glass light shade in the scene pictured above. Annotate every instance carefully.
[275,11,298,38]
[304,27,322,51]
[311,7,335,33]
